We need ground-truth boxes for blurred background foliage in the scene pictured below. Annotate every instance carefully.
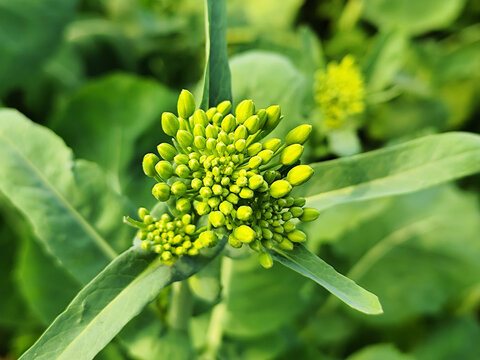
[0,0,479,359]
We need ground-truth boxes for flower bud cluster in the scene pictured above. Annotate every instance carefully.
[128,208,218,265]
[131,89,319,268]
[314,55,365,129]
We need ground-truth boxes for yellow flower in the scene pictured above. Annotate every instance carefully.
[314,55,365,129]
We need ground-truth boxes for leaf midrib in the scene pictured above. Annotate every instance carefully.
[54,256,163,360]
[0,131,117,260]
[306,147,480,205]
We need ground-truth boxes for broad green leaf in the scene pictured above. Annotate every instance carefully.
[272,245,382,315]
[201,0,232,109]
[51,73,177,201]
[20,240,225,360]
[363,0,467,35]
[0,0,77,94]
[327,186,480,324]
[304,132,480,211]
[347,344,414,360]
[230,51,307,139]
[16,237,79,325]
[222,255,307,337]
[0,109,134,283]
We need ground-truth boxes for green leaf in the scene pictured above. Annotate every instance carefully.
[0,109,134,283]
[221,255,307,337]
[272,245,383,315]
[362,0,467,35]
[16,237,79,325]
[20,240,226,360]
[304,132,480,212]
[230,51,307,139]
[0,0,77,94]
[51,73,177,201]
[201,0,232,109]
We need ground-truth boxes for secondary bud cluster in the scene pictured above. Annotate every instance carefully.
[314,55,365,129]
[126,208,218,265]
[129,89,319,268]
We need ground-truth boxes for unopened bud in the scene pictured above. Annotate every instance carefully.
[221,114,236,133]
[194,136,206,149]
[209,211,225,227]
[176,198,191,213]
[177,89,196,119]
[193,124,205,137]
[152,183,170,201]
[155,160,173,180]
[278,238,294,250]
[193,109,209,126]
[281,144,304,165]
[248,174,264,190]
[157,143,177,161]
[263,138,282,152]
[237,205,253,220]
[171,181,187,195]
[235,100,255,124]
[287,165,314,186]
[205,124,218,139]
[161,112,179,137]
[199,231,218,247]
[219,201,234,215]
[257,149,274,163]
[247,142,262,156]
[234,125,248,140]
[287,230,306,243]
[233,225,256,243]
[244,115,260,133]
[248,156,262,169]
[217,100,232,116]
[264,105,281,130]
[300,208,320,222]
[259,252,273,269]
[142,153,159,178]
[285,124,312,145]
[270,180,292,198]
[228,235,243,248]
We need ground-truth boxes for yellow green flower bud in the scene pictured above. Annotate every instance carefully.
[205,124,218,139]
[191,178,202,190]
[257,149,274,163]
[226,193,239,204]
[233,225,256,243]
[300,208,320,222]
[239,187,254,199]
[219,201,234,215]
[283,221,296,233]
[157,143,177,161]
[175,164,190,178]
[264,105,281,130]
[209,211,225,227]
[264,170,278,184]
[176,198,191,213]
[263,138,282,152]
[262,228,273,239]
[278,238,294,250]
[221,114,236,133]
[194,136,206,149]
[161,112,180,137]
[177,89,196,119]
[196,202,210,215]
[287,229,306,243]
[248,174,264,190]
[193,109,209,126]
[249,240,262,252]
[287,165,314,186]
[256,109,267,128]
[234,139,246,152]
[155,160,173,180]
[237,205,253,220]
[152,183,170,201]
[270,180,292,198]
[244,115,260,133]
[199,230,218,247]
[142,153,159,178]
[171,181,187,195]
[247,142,262,156]
[294,197,306,207]
[285,124,312,145]
[235,99,255,124]
[217,100,232,116]
[228,235,243,248]
[259,252,273,269]
[281,144,304,165]
[291,207,303,218]
[188,159,200,171]
[193,124,205,137]
[138,207,149,220]
[248,156,262,169]
[234,125,248,140]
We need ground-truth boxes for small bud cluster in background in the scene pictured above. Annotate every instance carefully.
[127,89,319,268]
[314,55,365,129]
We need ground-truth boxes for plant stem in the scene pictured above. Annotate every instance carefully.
[168,280,193,333]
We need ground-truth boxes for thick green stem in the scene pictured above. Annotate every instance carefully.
[168,280,193,332]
